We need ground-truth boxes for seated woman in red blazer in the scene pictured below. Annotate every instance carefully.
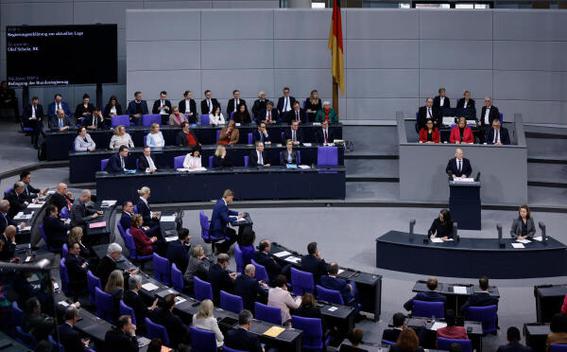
[449,116,474,144]
[130,214,157,256]
[419,119,440,144]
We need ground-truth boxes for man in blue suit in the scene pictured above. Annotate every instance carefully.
[210,189,242,253]
[106,145,129,173]
[403,277,447,312]
[119,201,135,230]
[320,262,355,305]
[47,93,72,119]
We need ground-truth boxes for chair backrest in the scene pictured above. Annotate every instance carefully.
[243,155,249,168]
[11,301,23,327]
[291,315,324,350]
[220,290,243,314]
[551,344,567,352]
[247,132,253,144]
[142,114,161,126]
[193,276,213,301]
[280,131,285,143]
[251,259,269,282]
[199,210,211,242]
[317,146,338,167]
[123,229,138,260]
[61,243,69,258]
[117,222,127,240]
[208,155,214,168]
[112,114,130,127]
[291,267,315,296]
[216,129,221,142]
[39,223,47,243]
[234,244,245,273]
[412,300,445,319]
[173,155,185,169]
[152,253,171,285]
[437,337,472,352]
[464,305,498,335]
[133,205,139,214]
[95,287,114,322]
[87,270,101,305]
[119,300,136,325]
[316,284,344,305]
[254,302,281,325]
[15,326,37,348]
[145,317,170,346]
[296,150,302,165]
[59,258,70,295]
[100,159,109,171]
[171,263,185,292]
[200,114,210,125]
[190,326,217,352]
[48,335,64,352]
[60,207,70,219]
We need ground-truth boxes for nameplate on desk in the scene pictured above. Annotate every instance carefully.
[284,256,301,264]
[302,143,312,147]
[337,269,345,275]
[58,300,70,307]
[298,165,310,169]
[20,226,31,232]
[175,296,187,305]
[286,164,298,169]
[452,178,475,183]
[89,221,107,229]
[533,236,543,242]
[141,282,159,291]
[273,250,291,258]
[263,326,285,337]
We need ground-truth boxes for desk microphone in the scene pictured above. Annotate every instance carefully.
[409,219,416,242]
[475,172,481,182]
[497,224,504,248]
[539,222,547,243]
[447,170,453,181]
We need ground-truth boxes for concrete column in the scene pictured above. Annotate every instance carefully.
[288,0,312,8]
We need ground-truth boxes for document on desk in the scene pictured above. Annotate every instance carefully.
[452,286,468,294]
[285,256,301,264]
[533,236,543,242]
[511,243,525,249]
[160,215,176,222]
[328,306,338,312]
[27,203,43,209]
[453,177,475,183]
[430,322,447,331]
[273,250,291,258]
[302,143,312,147]
[298,165,311,169]
[430,238,444,243]
[165,236,177,242]
[189,167,207,172]
[14,212,33,220]
[516,239,532,244]
[141,282,159,291]
[101,200,117,207]
[263,326,285,337]
[88,221,107,229]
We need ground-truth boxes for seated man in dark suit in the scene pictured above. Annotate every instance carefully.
[126,91,148,126]
[0,225,17,262]
[256,101,279,125]
[486,118,511,146]
[96,243,123,288]
[58,306,89,352]
[287,100,306,124]
[106,145,130,173]
[49,183,71,214]
[120,201,135,231]
[253,122,271,144]
[226,89,247,117]
[70,189,102,229]
[445,148,472,179]
[47,93,72,119]
[48,109,72,131]
[124,275,158,331]
[320,262,355,305]
[20,171,47,202]
[210,189,242,253]
[166,228,191,273]
[249,142,271,167]
[178,90,198,123]
[314,120,335,145]
[403,277,446,311]
[151,90,172,124]
[235,264,268,311]
[497,326,533,352]
[460,276,499,314]
[417,97,442,131]
[208,253,237,304]
[254,240,285,285]
[224,310,263,352]
[0,200,15,236]
[65,242,89,299]
[285,121,304,145]
[149,294,189,348]
[137,146,158,173]
[300,242,330,283]
[4,182,29,219]
[200,89,221,115]
[382,312,406,343]
[277,87,296,117]
[104,315,139,352]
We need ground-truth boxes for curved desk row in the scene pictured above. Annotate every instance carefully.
[45,123,343,161]
[70,144,344,183]
[375,231,567,279]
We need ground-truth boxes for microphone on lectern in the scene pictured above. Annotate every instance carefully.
[497,224,504,248]
[409,219,416,242]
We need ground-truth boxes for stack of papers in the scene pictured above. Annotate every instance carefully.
[165,236,178,242]
[516,238,531,244]
[14,212,33,220]
[141,282,159,291]
[533,236,543,242]
[452,286,468,294]
[174,296,187,305]
[89,221,107,229]
[327,306,338,312]
[302,143,312,147]
[430,238,444,243]
[27,203,43,209]
[511,243,525,249]
[284,256,301,264]
[263,326,285,337]
[101,200,117,207]
[431,322,447,331]
[273,251,291,258]
[298,165,311,169]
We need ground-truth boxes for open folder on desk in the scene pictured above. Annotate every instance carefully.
[263,326,285,337]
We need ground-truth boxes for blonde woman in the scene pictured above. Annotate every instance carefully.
[183,245,210,291]
[213,144,232,168]
[146,123,165,148]
[68,226,90,257]
[109,125,134,149]
[105,269,124,315]
[192,299,224,347]
[168,106,187,126]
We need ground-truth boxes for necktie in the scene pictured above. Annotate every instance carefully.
[58,118,63,128]
[495,129,499,144]
[121,157,125,169]
[258,151,263,165]
[292,130,296,142]
[208,100,211,111]
[428,108,432,118]
[458,160,462,172]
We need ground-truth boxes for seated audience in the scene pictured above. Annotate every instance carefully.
[486,118,510,145]
[73,127,96,152]
[178,90,198,123]
[268,275,302,325]
[428,209,454,240]
[437,309,468,339]
[383,312,406,343]
[209,106,226,126]
[315,120,335,145]
[70,189,102,229]
[232,103,252,124]
[278,87,296,117]
[288,101,306,124]
[252,90,269,119]
[43,204,71,250]
[285,121,304,145]
[66,241,89,298]
[456,90,476,118]
[0,225,17,262]
[124,275,158,331]
[300,241,329,283]
[152,91,171,122]
[151,293,191,348]
[450,116,474,144]
[547,313,567,348]
[497,326,532,352]
[254,240,284,285]
[417,97,441,130]
[219,120,240,145]
[105,269,125,318]
[126,91,148,126]
[403,277,446,311]
[183,146,203,170]
[103,95,123,119]
[461,276,499,314]
[22,96,44,148]
[137,146,158,173]
[256,101,279,125]
[106,145,130,173]
[249,142,270,167]
[109,125,135,149]
[96,243,123,288]
[445,148,472,179]
[305,89,322,122]
[192,299,224,348]
[58,306,89,352]
[176,121,199,148]
[480,96,500,130]
[224,310,263,352]
[253,122,271,144]
[47,93,72,119]
[419,119,440,144]
[166,228,191,273]
[49,109,72,131]
[433,88,451,111]
[146,123,165,148]
[184,245,210,292]
[74,94,95,124]
[390,327,424,352]
[235,264,268,311]
[227,89,247,116]
[201,89,221,115]
[208,253,237,304]
[510,204,536,240]
[130,214,157,256]
[168,106,187,126]
[23,297,55,343]
[213,144,232,168]
[85,107,105,130]
[320,262,355,305]
[5,181,29,219]
[315,101,338,124]
[104,315,139,352]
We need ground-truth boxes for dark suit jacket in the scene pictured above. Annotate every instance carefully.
[460,292,499,314]
[277,96,297,114]
[123,290,149,326]
[286,109,306,124]
[104,327,139,352]
[510,217,536,239]
[210,199,238,237]
[65,253,88,294]
[255,109,279,125]
[120,212,133,232]
[480,106,500,127]
[135,199,153,226]
[284,128,304,144]
[103,103,123,118]
[232,111,252,124]
[456,98,476,118]
[0,232,16,261]
[208,263,234,304]
[149,308,189,347]
[280,150,298,165]
[70,202,97,227]
[445,157,472,178]
[167,240,189,273]
[249,150,270,167]
[253,251,282,284]
[235,274,265,311]
[47,101,71,118]
[96,256,117,288]
[417,106,442,130]
[152,99,172,115]
[252,99,269,118]
[83,114,105,129]
[314,128,336,144]
[382,328,402,343]
[50,193,69,213]
[48,116,73,130]
[106,153,126,173]
[74,103,95,119]
[403,290,447,311]
[200,98,221,115]
[58,323,85,352]
[320,275,353,303]
[126,100,149,116]
[0,213,15,238]
[224,327,263,352]
[4,190,27,219]
[300,255,329,283]
[137,155,157,171]
[227,98,248,116]
[253,130,271,144]
[22,104,45,128]
[433,96,451,111]
[496,342,533,352]
[213,155,232,168]
[486,127,511,145]
[178,99,198,123]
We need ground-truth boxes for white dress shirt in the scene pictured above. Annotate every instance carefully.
[144,155,156,172]
[484,107,491,125]
[183,155,202,169]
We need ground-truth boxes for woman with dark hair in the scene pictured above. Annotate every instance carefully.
[304,89,322,122]
[231,103,251,124]
[390,328,424,352]
[428,209,454,240]
[510,204,536,240]
[183,146,203,170]
[74,93,95,122]
[418,119,440,144]
[103,95,123,118]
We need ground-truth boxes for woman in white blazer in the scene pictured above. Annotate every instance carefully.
[74,127,96,152]
[183,146,203,169]
[146,123,165,148]
[209,106,225,126]
[109,125,134,149]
